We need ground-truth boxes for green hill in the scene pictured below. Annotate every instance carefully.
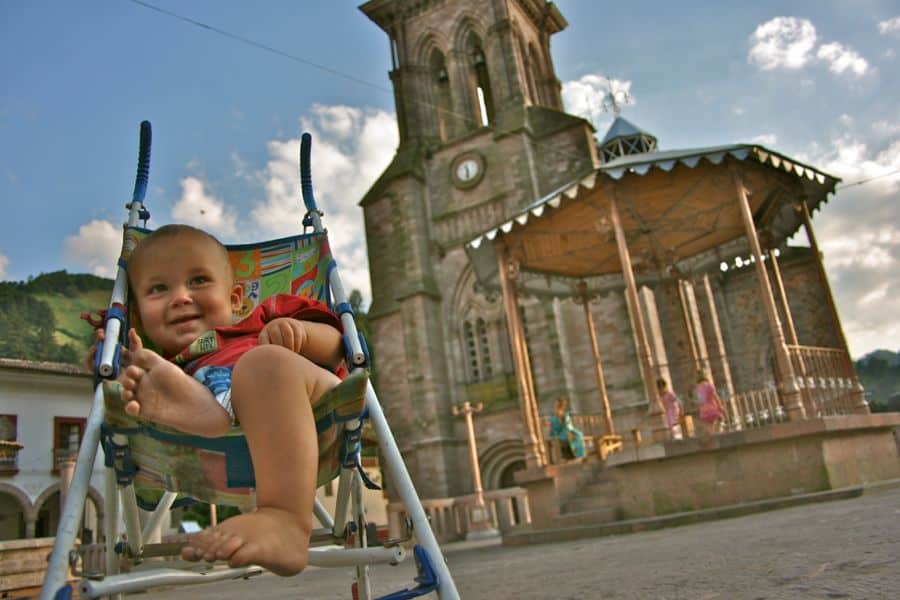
[0,271,113,365]
[855,349,900,412]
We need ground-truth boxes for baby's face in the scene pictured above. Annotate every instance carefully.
[130,234,241,355]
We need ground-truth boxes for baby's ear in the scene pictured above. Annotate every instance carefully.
[230,283,244,312]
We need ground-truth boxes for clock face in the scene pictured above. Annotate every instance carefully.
[456,158,480,182]
[451,153,485,188]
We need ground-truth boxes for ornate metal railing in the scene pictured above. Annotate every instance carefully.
[729,386,787,429]
[387,487,531,543]
[787,344,861,417]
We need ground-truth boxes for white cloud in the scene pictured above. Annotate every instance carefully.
[751,133,777,146]
[171,176,238,239]
[872,119,900,137]
[807,134,900,357]
[858,283,888,306]
[561,75,633,124]
[748,17,817,70]
[748,17,872,80]
[64,220,122,278]
[250,105,398,301]
[878,16,900,35]
[0,252,8,280]
[816,42,871,77]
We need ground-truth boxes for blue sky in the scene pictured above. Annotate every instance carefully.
[2,0,899,358]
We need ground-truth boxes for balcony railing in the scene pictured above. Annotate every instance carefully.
[53,447,80,472]
[0,441,23,473]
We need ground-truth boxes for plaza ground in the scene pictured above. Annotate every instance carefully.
[144,482,899,599]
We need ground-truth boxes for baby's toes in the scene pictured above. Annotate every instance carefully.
[227,539,260,568]
[124,400,141,417]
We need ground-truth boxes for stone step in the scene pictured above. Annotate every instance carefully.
[576,479,617,496]
[563,493,617,515]
[553,506,620,528]
[561,479,618,514]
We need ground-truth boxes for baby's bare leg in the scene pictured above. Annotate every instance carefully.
[181,345,338,576]
[119,331,231,437]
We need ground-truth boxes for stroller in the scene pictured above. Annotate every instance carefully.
[40,122,459,599]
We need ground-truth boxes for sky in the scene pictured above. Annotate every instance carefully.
[2,0,899,359]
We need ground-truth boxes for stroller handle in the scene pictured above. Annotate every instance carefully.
[132,120,152,205]
[300,132,318,212]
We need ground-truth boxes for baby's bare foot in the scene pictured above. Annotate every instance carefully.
[180,508,310,576]
[118,329,230,436]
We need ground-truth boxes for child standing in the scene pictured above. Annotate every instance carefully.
[695,372,727,435]
[655,378,683,440]
[90,224,344,576]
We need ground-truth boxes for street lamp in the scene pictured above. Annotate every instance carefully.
[452,401,498,539]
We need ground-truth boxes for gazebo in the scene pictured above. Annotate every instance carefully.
[465,117,868,468]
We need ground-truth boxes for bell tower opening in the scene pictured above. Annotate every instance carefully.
[430,49,452,141]
[467,35,494,128]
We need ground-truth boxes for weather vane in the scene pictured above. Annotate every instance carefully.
[600,77,633,117]
[584,75,634,127]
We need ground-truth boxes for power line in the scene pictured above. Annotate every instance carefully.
[128,0,389,94]
[835,167,900,190]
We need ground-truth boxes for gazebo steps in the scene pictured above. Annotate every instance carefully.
[553,506,621,528]
[560,476,619,514]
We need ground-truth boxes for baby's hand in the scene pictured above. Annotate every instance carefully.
[84,328,105,373]
[259,318,307,353]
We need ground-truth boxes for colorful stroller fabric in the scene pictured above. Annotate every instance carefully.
[102,228,367,511]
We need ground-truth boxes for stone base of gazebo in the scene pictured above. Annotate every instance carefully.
[513,412,900,533]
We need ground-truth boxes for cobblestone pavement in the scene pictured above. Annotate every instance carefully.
[145,485,900,599]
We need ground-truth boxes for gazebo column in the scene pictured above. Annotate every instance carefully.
[767,248,813,416]
[496,242,547,466]
[639,286,672,390]
[677,279,712,377]
[700,274,738,428]
[731,169,804,419]
[576,282,615,436]
[607,188,666,429]
[796,201,868,414]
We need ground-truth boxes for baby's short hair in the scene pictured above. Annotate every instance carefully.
[128,224,231,277]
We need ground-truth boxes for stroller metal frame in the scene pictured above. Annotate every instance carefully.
[40,122,459,599]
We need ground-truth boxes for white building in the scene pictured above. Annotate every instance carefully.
[0,358,104,541]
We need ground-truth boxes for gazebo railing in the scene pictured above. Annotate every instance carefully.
[728,386,786,429]
[786,344,860,417]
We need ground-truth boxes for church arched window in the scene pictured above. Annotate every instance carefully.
[476,318,493,378]
[463,320,480,381]
[430,49,452,142]
[463,317,495,382]
[524,42,540,106]
[466,34,494,128]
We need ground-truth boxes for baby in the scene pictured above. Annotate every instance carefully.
[91,224,344,575]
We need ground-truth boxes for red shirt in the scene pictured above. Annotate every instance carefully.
[170,294,345,376]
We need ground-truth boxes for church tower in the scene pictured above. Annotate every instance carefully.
[359,0,600,499]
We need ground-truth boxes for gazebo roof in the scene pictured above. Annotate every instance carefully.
[599,116,655,146]
[466,144,840,297]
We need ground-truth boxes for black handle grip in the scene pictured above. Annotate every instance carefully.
[300,132,317,212]
[132,120,152,204]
